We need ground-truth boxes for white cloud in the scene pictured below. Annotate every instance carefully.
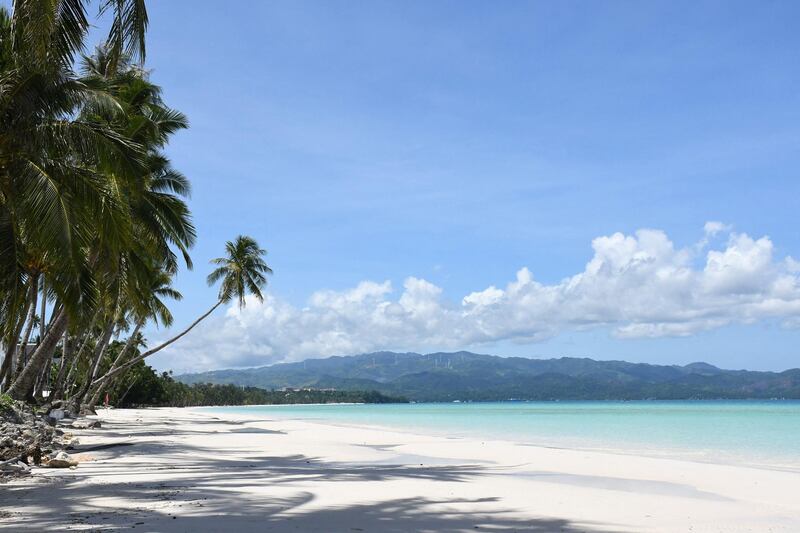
[696,220,734,251]
[703,220,732,237]
[152,224,800,372]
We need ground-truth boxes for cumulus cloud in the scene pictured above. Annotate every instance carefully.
[153,224,800,372]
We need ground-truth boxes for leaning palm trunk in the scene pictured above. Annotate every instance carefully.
[32,357,52,400]
[31,304,65,400]
[91,301,222,389]
[70,322,115,410]
[0,279,37,388]
[50,330,74,401]
[7,309,68,401]
[12,275,40,381]
[90,235,272,393]
[87,375,115,409]
[61,347,84,400]
[39,278,47,342]
[0,345,14,389]
[62,311,103,398]
[117,376,140,405]
[86,321,143,409]
[0,329,19,387]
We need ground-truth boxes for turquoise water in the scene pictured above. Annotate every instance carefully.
[203,401,800,469]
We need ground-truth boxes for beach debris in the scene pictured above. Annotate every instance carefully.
[47,451,78,468]
[1,398,70,468]
[0,458,31,473]
[71,419,101,429]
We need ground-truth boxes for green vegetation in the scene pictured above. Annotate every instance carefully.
[0,2,269,412]
[179,351,800,402]
[0,393,13,411]
[103,363,407,407]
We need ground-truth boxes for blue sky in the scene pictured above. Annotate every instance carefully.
[71,2,800,371]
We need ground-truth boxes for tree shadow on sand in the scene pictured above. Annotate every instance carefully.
[2,484,619,532]
[0,413,626,532]
[1,445,623,532]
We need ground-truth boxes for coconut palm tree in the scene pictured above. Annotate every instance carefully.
[0,1,148,314]
[1,1,153,400]
[81,266,179,408]
[0,3,272,409]
[55,49,195,408]
[91,236,272,387]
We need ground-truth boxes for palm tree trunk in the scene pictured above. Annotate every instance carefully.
[117,376,139,406]
[72,321,115,408]
[62,347,83,400]
[0,315,23,389]
[51,329,73,401]
[62,311,102,398]
[91,300,222,388]
[32,358,51,400]
[7,308,68,401]
[32,303,64,400]
[86,320,143,409]
[0,346,13,390]
[39,277,46,342]
[89,322,115,382]
[12,274,40,381]
[0,278,37,389]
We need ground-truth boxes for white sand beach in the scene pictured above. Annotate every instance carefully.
[2,407,799,532]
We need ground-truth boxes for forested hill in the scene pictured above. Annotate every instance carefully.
[176,351,800,402]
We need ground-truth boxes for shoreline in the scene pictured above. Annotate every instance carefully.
[1,406,799,532]
[198,402,800,474]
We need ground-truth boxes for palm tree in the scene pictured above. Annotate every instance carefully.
[0,2,149,313]
[1,1,153,400]
[3,36,199,401]
[0,3,271,410]
[89,236,271,388]
[207,236,272,309]
[83,266,180,408]
[53,48,195,409]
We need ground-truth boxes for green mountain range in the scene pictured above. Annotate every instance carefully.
[176,351,800,401]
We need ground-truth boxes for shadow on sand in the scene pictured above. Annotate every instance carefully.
[0,411,623,532]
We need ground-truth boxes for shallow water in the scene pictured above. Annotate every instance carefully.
[203,400,800,469]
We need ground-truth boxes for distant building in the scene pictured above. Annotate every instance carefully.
[279,387,338,393]
[11,343,37,369]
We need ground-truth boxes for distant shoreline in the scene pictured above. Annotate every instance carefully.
[200,400,800,471]
[167,397,800,408]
